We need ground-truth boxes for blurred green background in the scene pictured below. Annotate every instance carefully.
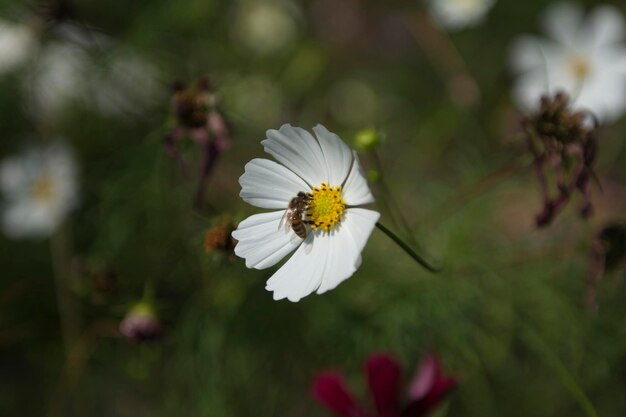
[1,0,626,416]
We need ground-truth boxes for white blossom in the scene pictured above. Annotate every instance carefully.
[0,143,78,239]
[510,2,626,122]
[232,125,380,302]
[15,22,161,120]
[428,0,496,30]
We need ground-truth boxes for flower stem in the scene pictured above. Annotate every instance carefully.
[375,222,441,272]
[50,224,81,358]
[372,150,417,245]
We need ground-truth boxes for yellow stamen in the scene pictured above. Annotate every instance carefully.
[31,174,56,202]
[307,183,345,231]
[569,55,590,80]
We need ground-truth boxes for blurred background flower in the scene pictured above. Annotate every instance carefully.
[0,13,163,121]
[427,0,496,30]
[230,0,300,56]
[0,142,78,239]
[509,2,626,121]
[312,351,457,417]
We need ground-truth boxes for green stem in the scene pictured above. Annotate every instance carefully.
[371,152,401,231]
[372,150,421,249]
[375,222,441,273]
[50,224,81,358]
[142,279,155,302]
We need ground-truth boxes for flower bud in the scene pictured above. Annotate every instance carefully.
[353,128,381,151]
[366,169,380,183]
[119,301,162,342]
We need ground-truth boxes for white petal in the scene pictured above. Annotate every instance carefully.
[429,0,495,30]
[232,211,302,269]
[342,152,374,206]
[509,36,552,73]
[265,207,380,301]
[265,232,328,302]
[239,158,310,209]
[587,5,625,48]
[2,200,59,239]
[340,208,380,254]
[262,124,329,186]
[316,208,379,294]
[312,124,353,186]
[0,157,28,198]
[511,72,549,112]
[541,2,583,48]
[575,73,626,121]
[314,229,360,295]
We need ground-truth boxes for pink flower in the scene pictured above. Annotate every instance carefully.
[312,353,457,417]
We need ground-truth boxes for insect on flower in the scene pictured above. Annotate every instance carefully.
[232,124,380,302]
[279,191,312,240]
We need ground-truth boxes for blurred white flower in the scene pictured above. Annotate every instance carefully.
[26,41,91,117]
[231,0,298,55]
[0,18,36,75]
[0,143,79,239]
[510,3,626,122]
[428,0,496,30]
[18,22,161,120]
[232,124,380,302]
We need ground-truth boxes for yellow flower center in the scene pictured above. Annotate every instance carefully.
[31,174,56,202]
[569,55,590,80]
[307,183,345,231]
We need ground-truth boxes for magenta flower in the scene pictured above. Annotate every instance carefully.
[312,352,458,417]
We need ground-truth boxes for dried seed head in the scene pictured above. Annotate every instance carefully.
[522,91,600,227]
[204,218,238,257]
[525,91,594,148]
[171,86,209,128]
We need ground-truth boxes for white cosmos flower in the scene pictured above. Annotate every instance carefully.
[428,0,496,30]
[510,3,626,122]
[232,124,380,302]
[21,22,160,120]
[0,143,78,239]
